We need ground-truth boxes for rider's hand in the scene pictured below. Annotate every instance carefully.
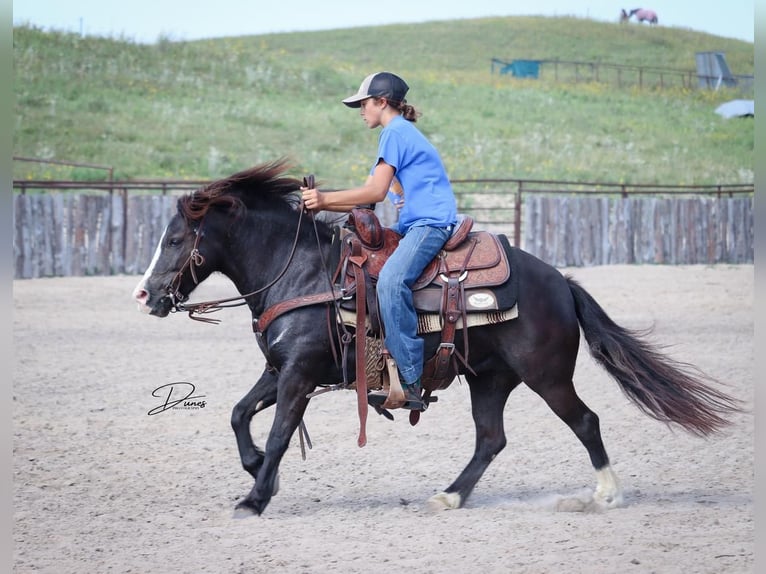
[301,187,323,211]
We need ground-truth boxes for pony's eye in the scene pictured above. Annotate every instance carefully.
[168,237,182,247]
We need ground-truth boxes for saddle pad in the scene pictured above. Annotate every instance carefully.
[338,304,518,335]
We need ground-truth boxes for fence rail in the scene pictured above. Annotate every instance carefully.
[12,179,754,278]
[491,57,754,92]
[449,178,753,248]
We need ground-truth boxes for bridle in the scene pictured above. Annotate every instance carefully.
[165,175,332,324]
[165,218,206,310]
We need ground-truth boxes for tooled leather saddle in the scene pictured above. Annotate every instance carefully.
[253,204,518,444]
[338,207,516,397]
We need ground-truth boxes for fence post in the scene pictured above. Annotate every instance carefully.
[515,181,523,247]
[122,188,129,274]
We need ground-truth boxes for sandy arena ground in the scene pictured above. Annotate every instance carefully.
[13,264,753,573]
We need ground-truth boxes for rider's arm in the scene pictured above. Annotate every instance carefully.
[301,162,394,212]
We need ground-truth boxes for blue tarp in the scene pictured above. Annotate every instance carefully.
[500,60,541,79]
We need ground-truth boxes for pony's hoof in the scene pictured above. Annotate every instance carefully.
[232,501,260,519]
[593,490,624,509]
[426,491,462,512]
[593,466,623,509]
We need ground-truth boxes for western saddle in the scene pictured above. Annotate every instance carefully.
[337,207,512,412]
[254,205,514,445]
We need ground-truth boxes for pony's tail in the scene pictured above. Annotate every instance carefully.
[566,276,744,436]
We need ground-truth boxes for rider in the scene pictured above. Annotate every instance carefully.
[301,71,458,410]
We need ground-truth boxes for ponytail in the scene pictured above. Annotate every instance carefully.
[400,103,421,122]
[379,97,421,122]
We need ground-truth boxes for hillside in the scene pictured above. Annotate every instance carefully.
[13,17,754,186]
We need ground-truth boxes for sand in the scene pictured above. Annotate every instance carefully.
[13,264,754,573]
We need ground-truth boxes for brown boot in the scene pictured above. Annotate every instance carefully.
[401,380,426,411]
[366,380,426,411]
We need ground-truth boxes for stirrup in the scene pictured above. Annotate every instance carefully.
[366,355,426,411]
[401,387,427,411]
[367,388,427,411]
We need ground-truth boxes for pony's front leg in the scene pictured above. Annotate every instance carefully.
[231,367,278,480]
[234,368,314,517]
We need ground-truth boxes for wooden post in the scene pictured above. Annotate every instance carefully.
[514,182,522,248]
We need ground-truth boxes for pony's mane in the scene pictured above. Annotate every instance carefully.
[178,159,303,221]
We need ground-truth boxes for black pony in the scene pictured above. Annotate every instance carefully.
[133,161,740,516]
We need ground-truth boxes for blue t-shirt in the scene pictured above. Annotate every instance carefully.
[372,115,457,235]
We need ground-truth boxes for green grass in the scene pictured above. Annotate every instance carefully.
[13,17,754,186]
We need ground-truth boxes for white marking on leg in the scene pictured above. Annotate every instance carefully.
[427,491,462,512]
[593,465,623,508]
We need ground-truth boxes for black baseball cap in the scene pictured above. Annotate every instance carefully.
[342,72,409,108]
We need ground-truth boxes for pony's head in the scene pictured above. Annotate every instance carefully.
[132,160,303,316]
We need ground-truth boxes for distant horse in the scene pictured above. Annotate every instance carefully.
[133,160,741,516]
[629,8,659,25]
[620,9,630,23]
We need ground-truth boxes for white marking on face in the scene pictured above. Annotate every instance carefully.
[132,226,168,306]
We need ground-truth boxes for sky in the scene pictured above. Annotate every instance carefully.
[12,0,755,43]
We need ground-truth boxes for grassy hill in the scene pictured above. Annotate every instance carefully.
[13,17,754,186]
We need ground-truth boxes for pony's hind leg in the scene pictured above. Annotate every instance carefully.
[428,371,519,512]
[231,367,278,481]
[531,379,623,510]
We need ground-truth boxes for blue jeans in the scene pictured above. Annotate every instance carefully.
[377,225,451,385]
